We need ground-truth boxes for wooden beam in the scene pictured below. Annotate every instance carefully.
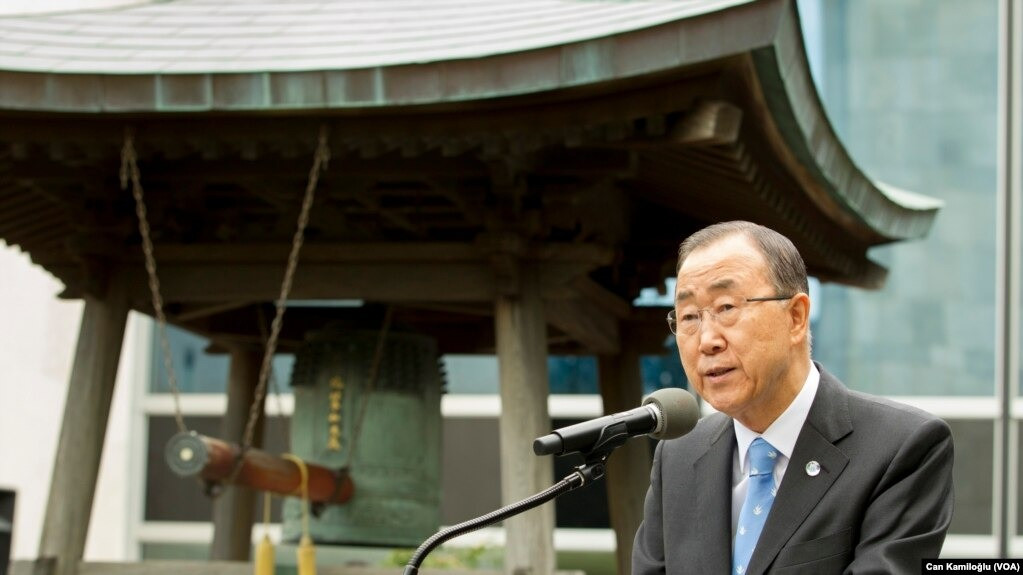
[38,285,129,575]
[172,301,254,322]
[532,148,636,177]
[350,193,422,236]
[117,241,613,266]
[426,180,486,226]
[544,277,633,353]
[622,311,678,355]
[11,558,55,575]
[494,262,555,575]
[166,433,353,505]
[570,277,632,318]
[598,348,654,575]
[670,100,743,147]
[2,155,491,184]
[403,302,494,317]
[211,347,266,561]
[545,296,620,354]
[119,262,501,302]
[606,100,743,150]
[106,241,612,303]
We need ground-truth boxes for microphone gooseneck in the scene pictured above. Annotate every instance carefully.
[404,471,586,575]
[407,387,702,574]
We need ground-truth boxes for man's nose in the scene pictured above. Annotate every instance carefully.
[697,315,725,354]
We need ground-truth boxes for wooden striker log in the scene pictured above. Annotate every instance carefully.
[165,432,354,505]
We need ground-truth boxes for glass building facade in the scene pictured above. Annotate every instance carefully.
[802,0,999,397]
[798,0,1017,554]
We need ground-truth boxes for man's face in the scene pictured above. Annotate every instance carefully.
[674,233,806,431]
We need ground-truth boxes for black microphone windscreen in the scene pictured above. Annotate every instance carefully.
[642,388,700,440]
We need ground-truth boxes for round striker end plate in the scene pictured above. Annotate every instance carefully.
[165,431,209,477]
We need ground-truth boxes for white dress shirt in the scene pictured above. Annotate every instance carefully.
[731,362,820,539]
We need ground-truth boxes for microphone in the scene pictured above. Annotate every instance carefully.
[533,387,700,457]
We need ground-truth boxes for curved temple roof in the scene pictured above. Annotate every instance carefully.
[0,0,940,323]
[0,0,752,74]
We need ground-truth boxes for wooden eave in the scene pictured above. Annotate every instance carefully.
[0,0,941,354]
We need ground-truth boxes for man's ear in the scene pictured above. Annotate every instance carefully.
[789,292,811,344]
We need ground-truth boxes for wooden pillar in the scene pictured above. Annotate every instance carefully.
[598,342,653,575]
[38,288,129,575]
[211,346,266,561]
[494,262,555,575]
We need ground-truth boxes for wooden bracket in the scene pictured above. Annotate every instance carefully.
[670,100,743,147]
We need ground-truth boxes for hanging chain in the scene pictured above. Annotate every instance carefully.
[231,126,331,481]
[122,125,331,488]
[256,304,287,420]
[121,129,188,434]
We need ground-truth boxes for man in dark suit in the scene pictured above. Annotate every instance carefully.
[632,221,954,574]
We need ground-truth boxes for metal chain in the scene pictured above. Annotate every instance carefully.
[234,126,331,475]
[121,129,188,434]
[255,304,287,420]
[122,125,331,488]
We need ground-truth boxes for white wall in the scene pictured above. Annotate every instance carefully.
[0,241,142,561]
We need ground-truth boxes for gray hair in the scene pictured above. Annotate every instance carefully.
[677,221,809,296]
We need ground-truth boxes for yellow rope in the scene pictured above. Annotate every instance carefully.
[254,491,274,575]
[283,454,316,575]
[282,454,310,534]
[263,490,272,527]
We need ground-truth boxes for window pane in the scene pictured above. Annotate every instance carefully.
[947,419,994,535]
[442,418,501,524]
[441,416,610,529]
[442,355,499,394]
[1018,423,1023,536]
[549,357,598,394]
[443,352,686,396]
[150,323,295,394]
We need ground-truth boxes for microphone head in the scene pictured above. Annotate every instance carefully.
[642,387,700,440]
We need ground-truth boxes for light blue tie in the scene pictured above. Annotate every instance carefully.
[733,438,780,575]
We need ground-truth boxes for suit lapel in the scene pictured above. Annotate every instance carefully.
[747,367,853,575]
[692,417,735,574]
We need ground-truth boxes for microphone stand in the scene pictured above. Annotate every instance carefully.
[403,431,631,575]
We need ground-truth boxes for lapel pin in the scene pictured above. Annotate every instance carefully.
[805,460,821,477]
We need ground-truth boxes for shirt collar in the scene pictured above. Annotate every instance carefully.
[734,362,820,472]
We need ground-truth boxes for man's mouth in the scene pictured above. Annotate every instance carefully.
[704,367,734,378]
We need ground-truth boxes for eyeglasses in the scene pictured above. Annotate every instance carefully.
[666,295,794,336]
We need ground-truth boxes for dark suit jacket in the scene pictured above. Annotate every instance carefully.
[632,364,954,574]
